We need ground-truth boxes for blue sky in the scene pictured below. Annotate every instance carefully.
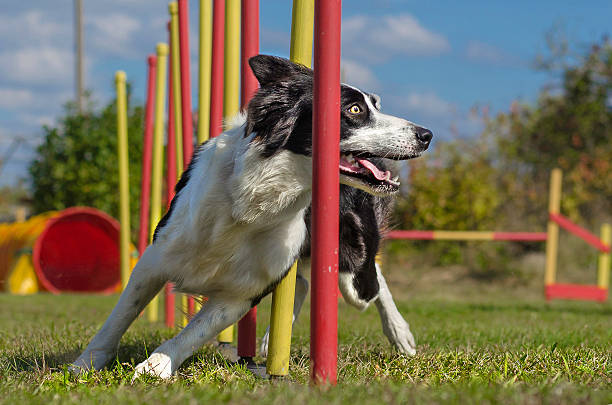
[0,0,609,185]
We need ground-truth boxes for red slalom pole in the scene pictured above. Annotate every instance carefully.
[165,24,177,328]
[236,0,259,361]
[311,0,341,385]
[137,55,157,258]
[178,0,194,166]
[209,0,225,139]
[178,0,197,317]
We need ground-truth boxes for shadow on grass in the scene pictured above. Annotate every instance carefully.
[1,339,166,374]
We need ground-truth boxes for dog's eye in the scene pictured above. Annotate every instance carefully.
[348,104,362,114]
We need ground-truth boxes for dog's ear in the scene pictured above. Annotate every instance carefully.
[249,55,312,87]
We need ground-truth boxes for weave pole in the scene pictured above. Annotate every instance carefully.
[598,224,611,293]
[198,0,213,143]
[217,0,240,345]
[169,3,191,327]
[137,56,156,259]
[165,22,178,329]
[311,0,341,385]
[169,6,184,172]
[178,0,194,165]
[544,168,562,287]
[236,0,259,362]
[115,71,131,290]
[146,43,168,322]
[209,0,225,139]
[266,0,314,378]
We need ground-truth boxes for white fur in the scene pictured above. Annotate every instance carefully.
[260,261,417,356]
[339,89,425,160]
[72,121,313,379]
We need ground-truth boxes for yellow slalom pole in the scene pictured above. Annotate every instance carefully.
[170,2,184,173]
[597,223,610,290]
[198,0,212,144]
[115,71,131,290]
[217,0,241,345]
[267,261,298,375]
[544,168,562,286]
[266,0,314,378]
[169,1,190,327]
[146,43,169,323]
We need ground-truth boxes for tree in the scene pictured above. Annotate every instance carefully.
[29,90,144,237]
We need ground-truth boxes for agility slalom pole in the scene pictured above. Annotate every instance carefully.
[223,0,240,130]
[198,0,212,143]
[544,168,562,287]
[311,0,342,384]
[165,24,178,329]
[217,0,241,345]
[209,0,225,139]
[236,0,260,362]
[169,6,184,172]
[266,0,314,378]
[168,9,194,325]
[137,56,156,258]
[115,71,131,290]
[597,224,611,293]
[178,0,194,167]
[146,43,168,323]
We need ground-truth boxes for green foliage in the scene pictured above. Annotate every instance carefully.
[394,38,612,273]
[29,90,144,237]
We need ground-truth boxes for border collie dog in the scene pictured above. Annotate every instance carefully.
[260,173,418,357]
[72,55,432,378]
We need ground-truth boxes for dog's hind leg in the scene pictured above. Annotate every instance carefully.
[133,297,251,379]
[374,263,416,355]
[71,245,167,372]
[259,269,309,357]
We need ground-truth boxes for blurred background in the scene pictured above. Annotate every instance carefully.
[0,0,610,295]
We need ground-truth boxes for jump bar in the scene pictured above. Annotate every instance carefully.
[386,230,547,242]
[549,213,610,253]
[546,283,608,302]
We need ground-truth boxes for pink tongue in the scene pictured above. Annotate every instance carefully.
[356,158,389,181]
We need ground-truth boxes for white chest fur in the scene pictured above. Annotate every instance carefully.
[151,126,312,301]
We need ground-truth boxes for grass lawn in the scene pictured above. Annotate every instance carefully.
[0,280,610,404]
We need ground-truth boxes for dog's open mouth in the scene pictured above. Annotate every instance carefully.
[339,153,400,195]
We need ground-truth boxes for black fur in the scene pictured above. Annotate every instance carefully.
[246,55,386,158]
[301,159,396,303]
[153,143,203,242]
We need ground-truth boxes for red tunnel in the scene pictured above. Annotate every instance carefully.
[33,207,122,294]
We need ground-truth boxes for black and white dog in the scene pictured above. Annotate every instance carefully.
[259,177,418,357]
[72,55,432,378]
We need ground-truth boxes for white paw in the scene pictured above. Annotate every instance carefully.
[132,352,174,380]
[383,318,417,356]
[259,329,270,357]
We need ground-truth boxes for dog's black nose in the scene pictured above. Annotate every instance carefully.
[415,126,433,145]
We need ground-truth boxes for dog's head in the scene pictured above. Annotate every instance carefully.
[246,55,432,196]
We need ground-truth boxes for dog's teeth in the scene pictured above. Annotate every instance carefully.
[384,171,391,181]
[392,176,399,182]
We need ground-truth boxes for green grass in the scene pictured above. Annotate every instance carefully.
[0,286,611,404]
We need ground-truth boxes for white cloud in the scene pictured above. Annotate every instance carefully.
[0,89,35,108]
[394,91,456,117]
[0,10,70,46]
[341,59,380,90]
[0,46,73,84]
[465,41,520,66]
[342,14,450,63]
[88,13,142,57]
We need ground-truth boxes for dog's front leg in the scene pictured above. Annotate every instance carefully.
[71,246,167,373]
[133,298,251,379]
[259,272,309,357]
[374,263,416,355]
